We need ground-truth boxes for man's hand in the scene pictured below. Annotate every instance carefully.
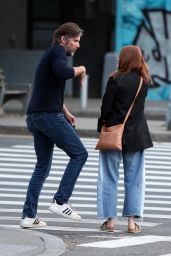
[63,104,76,125]
[65,112,76,125]
[73,66,86,87]
[79,71,86,87]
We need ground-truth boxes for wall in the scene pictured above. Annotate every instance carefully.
[115,0,171,100]
[0,50,72,96]
[0,0,28,49]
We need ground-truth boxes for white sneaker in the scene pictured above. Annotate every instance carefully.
[20,217,47,228]
[49,200,81,221]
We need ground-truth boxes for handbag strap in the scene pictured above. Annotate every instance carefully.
[123,77,143,125]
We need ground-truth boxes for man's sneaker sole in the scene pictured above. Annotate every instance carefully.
[49,204,81,221]
[20,223,47,228]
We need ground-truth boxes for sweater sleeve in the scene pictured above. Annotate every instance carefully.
[101,77,118,119]
[50,46,74,80]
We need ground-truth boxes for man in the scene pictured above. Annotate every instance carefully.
[20,22,88,228]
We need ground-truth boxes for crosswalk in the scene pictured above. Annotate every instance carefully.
[0,138,171,232]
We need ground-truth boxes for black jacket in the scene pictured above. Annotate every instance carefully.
[98,71,153,152]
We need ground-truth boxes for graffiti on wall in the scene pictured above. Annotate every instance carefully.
[133,9,171,100]
[116,0,171,100]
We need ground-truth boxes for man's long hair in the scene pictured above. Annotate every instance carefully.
[52,22,83,44]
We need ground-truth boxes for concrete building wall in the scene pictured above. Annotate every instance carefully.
[0,0,28,49]
[0,0,115,97]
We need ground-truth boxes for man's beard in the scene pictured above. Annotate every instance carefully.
[67,50,75,56]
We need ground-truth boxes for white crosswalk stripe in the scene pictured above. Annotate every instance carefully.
[0,138,171,232]
[78,235,171,248]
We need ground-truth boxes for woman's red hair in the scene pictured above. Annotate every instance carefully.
[111,45,151,83]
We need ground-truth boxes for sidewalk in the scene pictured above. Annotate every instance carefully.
[0,226,65,256]
[0,98,170,142]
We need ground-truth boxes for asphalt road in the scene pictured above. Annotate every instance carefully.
[0,134,171,256]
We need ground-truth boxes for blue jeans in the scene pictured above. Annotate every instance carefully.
[22,113,88,218]
[97,150,145,219]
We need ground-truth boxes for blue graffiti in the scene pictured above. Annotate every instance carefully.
[133,9,171,100]
[118,0,171,100]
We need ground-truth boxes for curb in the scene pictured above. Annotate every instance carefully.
[31,230,65,256]
[77,129,171,142]
[70,111,166,121]
[0,126,30,135]
[0,125,171,142]
[150,132,171,142]
[0,226,65,256]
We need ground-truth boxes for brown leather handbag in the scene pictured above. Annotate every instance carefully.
[95,77,143,151]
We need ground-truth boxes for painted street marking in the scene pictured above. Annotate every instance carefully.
[0,224,121,233]
[1,180,171,193]
[78,235,171,248]
[159,254,171,256]
[0,216,158,227]
[1,193,170,206]
[0,188,170,200]
[1,140,171,231]
[0,208,170,220]
[1,200,171,214]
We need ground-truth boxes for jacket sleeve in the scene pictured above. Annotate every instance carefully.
[100,77,118,119]
[50,47,74,80]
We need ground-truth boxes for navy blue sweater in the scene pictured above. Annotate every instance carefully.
[27,45,74,114]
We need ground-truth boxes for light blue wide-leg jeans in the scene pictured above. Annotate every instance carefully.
[97,150,145,219]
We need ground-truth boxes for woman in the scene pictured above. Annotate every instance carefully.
[97,45,153,233]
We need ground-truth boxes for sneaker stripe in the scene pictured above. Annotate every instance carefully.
[62,208,73,215]
[62,208,70,213]
[65,209,72,215]
[49,203,81,221]
[33,218,40,225]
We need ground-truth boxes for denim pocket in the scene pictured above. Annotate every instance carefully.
[30,113,47,133]
[43,113,67,130]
